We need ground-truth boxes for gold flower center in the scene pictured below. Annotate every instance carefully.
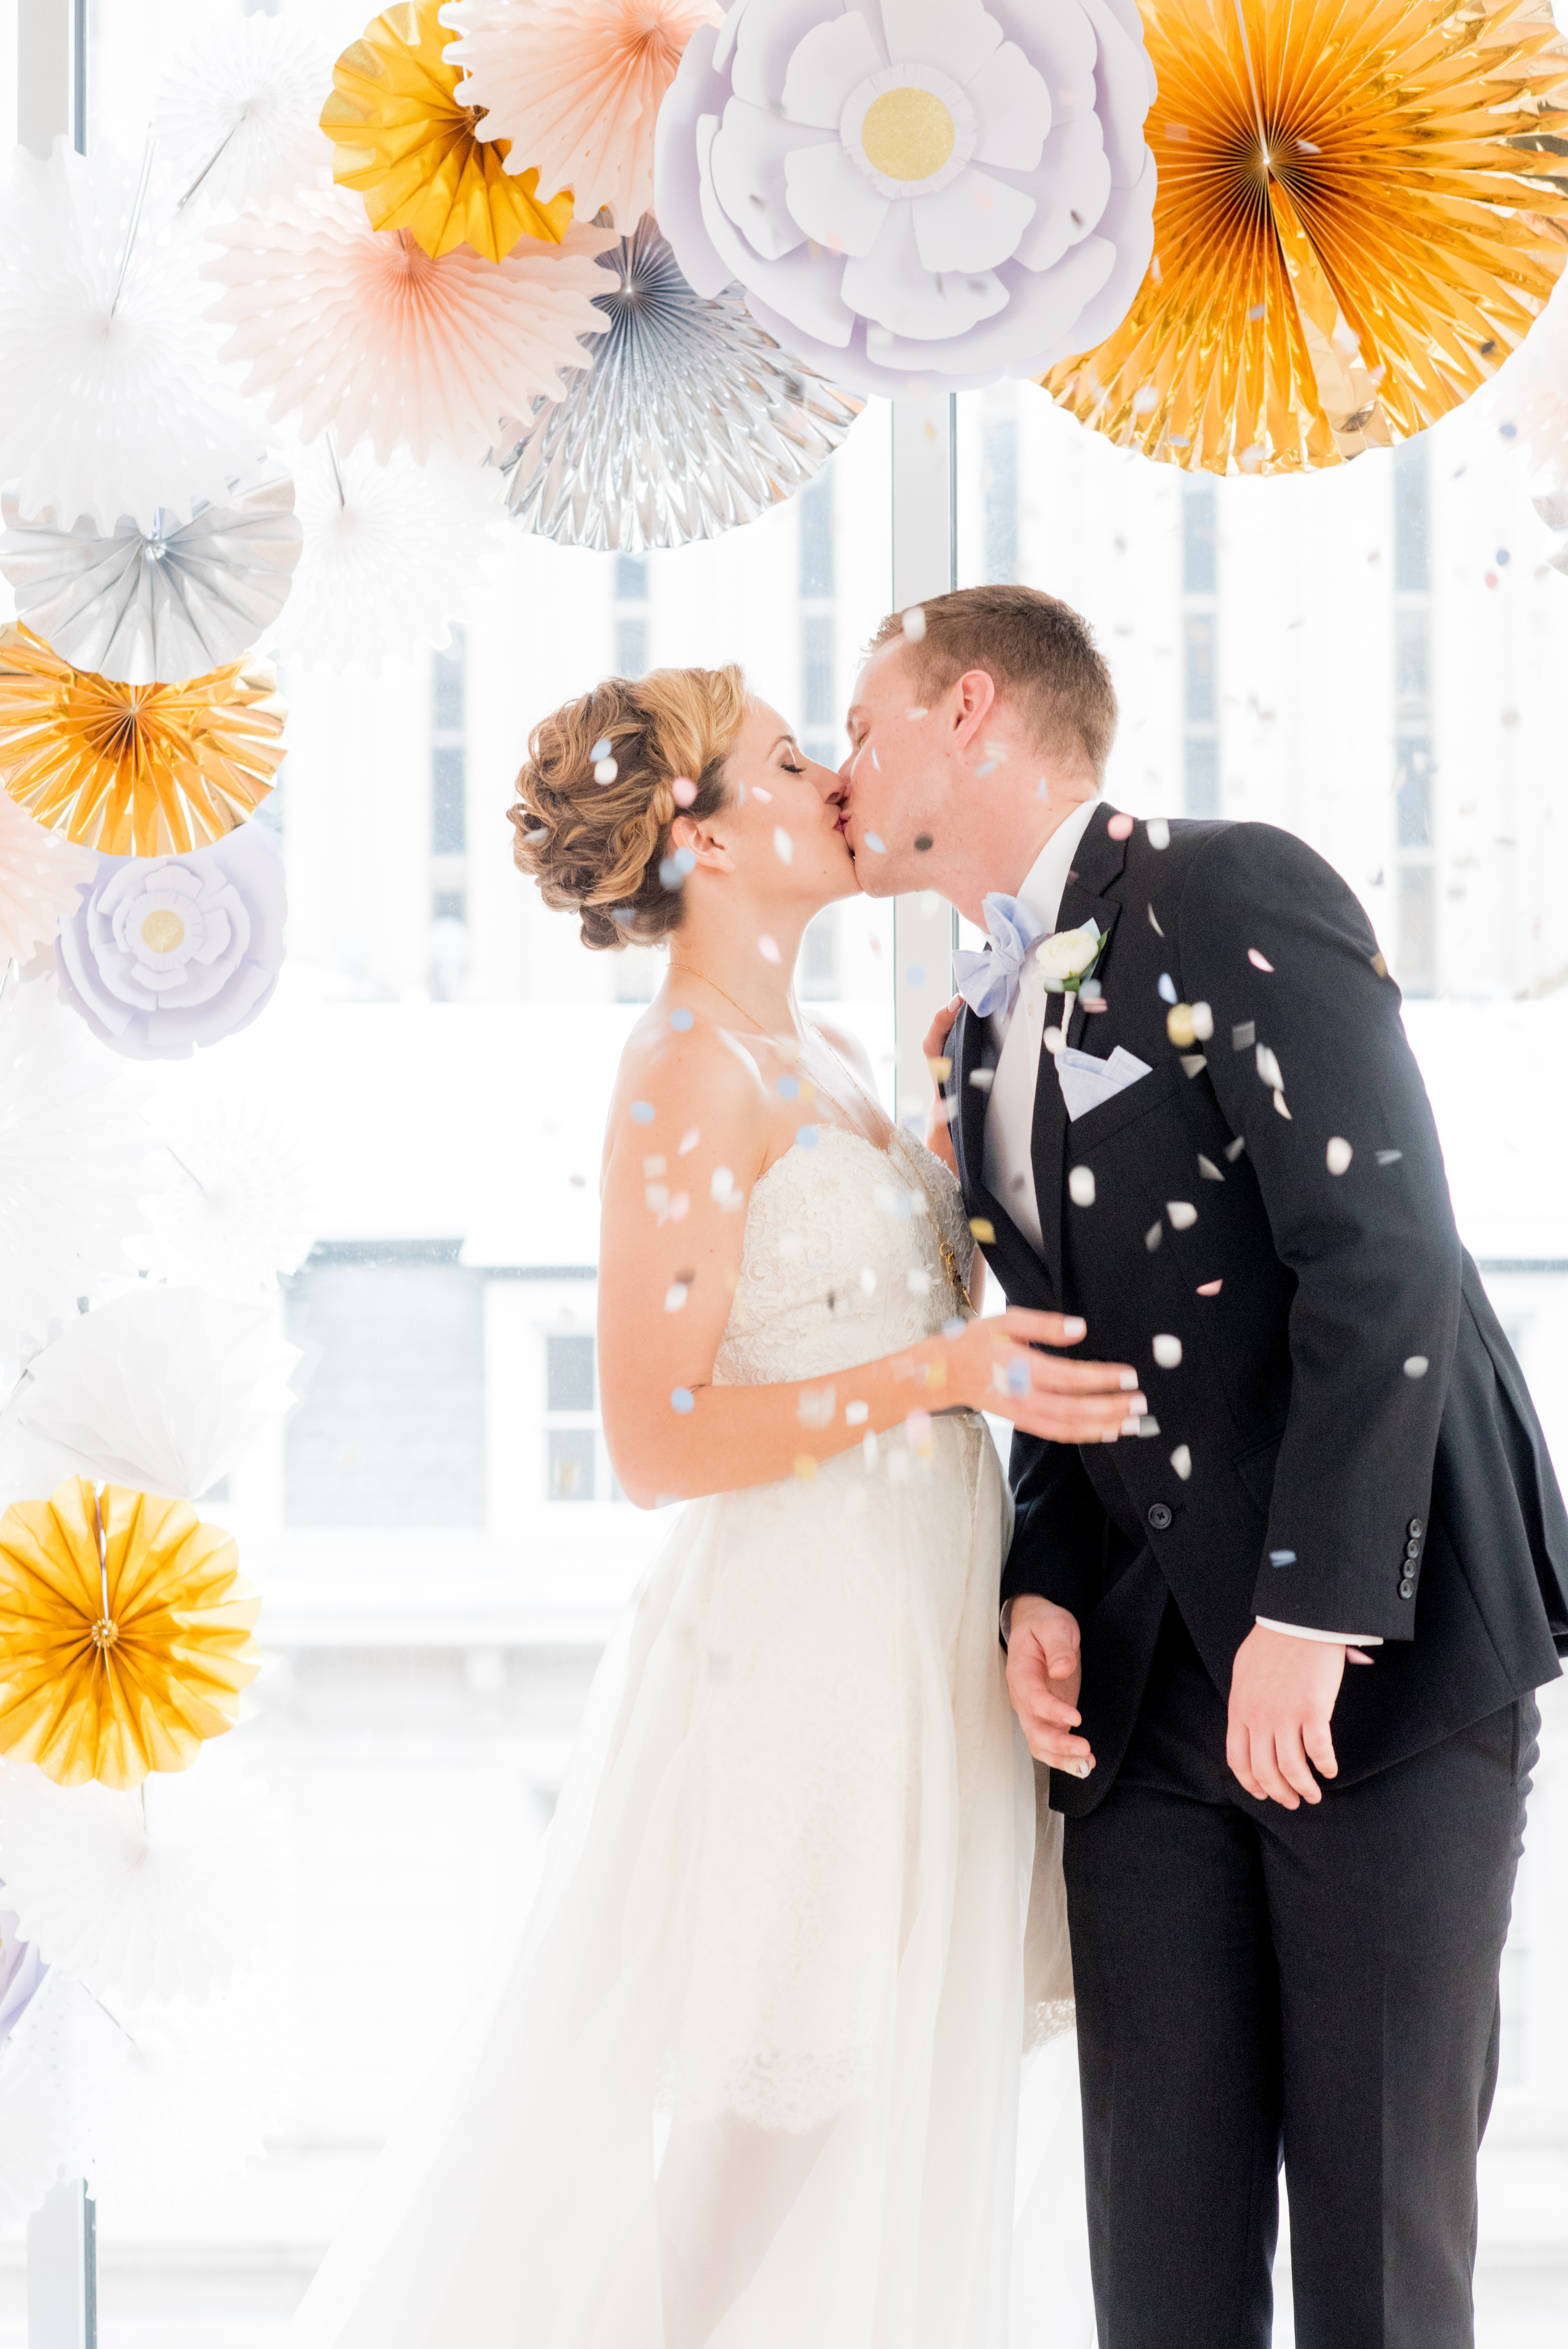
[861,87,955,182]
[140,909,186,953]
[90,1616,120,1651]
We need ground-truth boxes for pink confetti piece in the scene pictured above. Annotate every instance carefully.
[678,1127,700,1154]
[752,785,772,803]
[1197,1279,1223,1296]
[758,934,781,964]
[671,776,698,807]
[1248,948,1275,971]
[1107,811,1134,840]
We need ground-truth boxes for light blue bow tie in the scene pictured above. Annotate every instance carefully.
[952,893,1044,1021]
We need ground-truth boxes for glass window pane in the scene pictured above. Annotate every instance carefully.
[615,616,648,678]
[1183,613,1217,725]
[548,1429,597,1503]
[1182,482,1217,595]
[546,1332,596,1413]
[1394,441,1430,591]
[432,743,466,854]
[798,478,834,598]
[1183,736,1221,818]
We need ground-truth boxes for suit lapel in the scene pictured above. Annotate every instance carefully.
[1030,804,1129,1301]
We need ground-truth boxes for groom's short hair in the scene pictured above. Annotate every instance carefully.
[868,585,1117,776]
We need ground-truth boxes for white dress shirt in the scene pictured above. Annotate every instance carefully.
[981,798,1379,1651]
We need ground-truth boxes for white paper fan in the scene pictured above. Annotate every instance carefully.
[0,141,271,531]
[149,12,335,214]
[0,1753,287,2009]
[270,436,503,673]
[0,791,95,971]
[0,1906,48,2057]
[141,1085,315,1298]
[0,973,161,1361]
[13,1286,300,1499]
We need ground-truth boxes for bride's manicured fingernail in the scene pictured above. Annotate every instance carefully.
[1119,1370,1139,1389]
[1062,1317,1086,1339]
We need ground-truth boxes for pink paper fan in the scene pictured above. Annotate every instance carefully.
[442,0,720,228]
[202,186,611,464]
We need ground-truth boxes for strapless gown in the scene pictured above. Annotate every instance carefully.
[287,1125,1095,2349]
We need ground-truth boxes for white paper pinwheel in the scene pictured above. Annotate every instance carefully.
[149,11,335,214]
[10,1285,300,1501]
[53,824,286,1062]
[0,1753,287,2008]
[0,478,302,688]
[271,436,503,673]
[0,1907,47,2059]
[0,975,160,1360]
[141,1087,315,1301]
[204,185,612,465]
[0,142,270,532]
[655,0,1157,399]
[0,793,94,973]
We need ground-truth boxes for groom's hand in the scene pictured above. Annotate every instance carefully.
[1226,1625,1345,1808]
[921,995,963,1178]
[1005,1594,1095,1776]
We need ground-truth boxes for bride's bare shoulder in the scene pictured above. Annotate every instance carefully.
[601,1002,771,1183]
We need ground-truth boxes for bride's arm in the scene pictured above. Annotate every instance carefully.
[597,1028,1141,1508]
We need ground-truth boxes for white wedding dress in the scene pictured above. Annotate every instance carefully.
[289,1125,1095,2349]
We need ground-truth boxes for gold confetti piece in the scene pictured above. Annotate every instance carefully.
[1167,1002,1198,1048]
[1370,951,1390,978]
[927,1055,952,1081]
[793,1453,817,1480]
[1327,1136,1353,1174]
[969,1217,995,1244]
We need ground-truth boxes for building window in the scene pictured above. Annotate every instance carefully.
[800,910,837,999]
[983,398,1018,584]
[431,626,468,998]
[545,1331,599,1501]
[1393,445,1434,994]
[799,478,833,599]
[615,554,649,678]
[798,478,837,769]
[1181,483,1219,814]
[1394,441,1429,592]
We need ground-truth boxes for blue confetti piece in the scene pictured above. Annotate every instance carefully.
[1006,1357,1031,1396]
[1269,1549,1298,1567]
[671,1387,695,1414]
[864,831,887,853]
[1157,973,1177,1005]
[630,1101,654,1125]
[670,1007,693,1031]
[905,963,926,987]
[1496,548,1511,566]
[796,1123,820,1149]
[777,1074,800,1099]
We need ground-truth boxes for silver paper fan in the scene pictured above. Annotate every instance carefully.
[493,216,864,553]
[0,477,302,685]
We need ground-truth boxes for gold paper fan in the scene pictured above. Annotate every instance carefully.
[1044,0,1568,474]
[0,625,285,858]
[0,1477,261,1790]
[323,2,574,262]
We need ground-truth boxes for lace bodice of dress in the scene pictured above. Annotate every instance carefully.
[713,1124,976,1389]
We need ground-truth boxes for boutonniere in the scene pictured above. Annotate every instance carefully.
[1033,922,1107,994]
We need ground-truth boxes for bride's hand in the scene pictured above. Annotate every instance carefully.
[945,1308,1144,1444]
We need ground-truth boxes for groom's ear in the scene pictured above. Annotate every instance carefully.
[948,668,998,747]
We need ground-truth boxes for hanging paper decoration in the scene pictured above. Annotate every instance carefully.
[0,628,286,859]
[1498,273,1568,493]
[495,214,862,549]
[141,1089,315,1301]
[273,436,502,672]
[0,1907,46,2059]
[205,186,610,464]
[1044,0,1568,475]
[325,1,573,262]
[10,1287,300,1502]
[654,0,1157,401]
[54,825,286,1062]
[0,1477,261,1791]
[0,479,302,689]
[149,12,335,214]
[0,143,269,532]
[0,976,158,1362]
[444,0,720,230]
[0,1754,286,2009]
[0,792,94,973]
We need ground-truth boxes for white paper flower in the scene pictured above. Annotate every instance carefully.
[270,436,504,673]
[0,792,95,971]
[11,1286,300,1500]
[54,825,286,1061]
[655,0,1157,397]
[0,142,270,531]
[0,1907,47,2057]
[0,974,160,1361]
[0,477,302,687]
[1034,921,1102,984]
[0,1753,286,2008]
[149,11,335,214]
[141,1087,315,1300]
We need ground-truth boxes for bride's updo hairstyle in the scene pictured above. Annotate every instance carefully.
[509,663,750,951]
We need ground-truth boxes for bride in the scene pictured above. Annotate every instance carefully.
[289,664,1143,2349]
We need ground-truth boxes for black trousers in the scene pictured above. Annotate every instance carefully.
[1061,1601,1537,2349]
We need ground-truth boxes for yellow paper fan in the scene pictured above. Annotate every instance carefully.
[0,625,286,859]
[0,1477,261,1790]
[1044,0,1568,474]
[323,1,574,262]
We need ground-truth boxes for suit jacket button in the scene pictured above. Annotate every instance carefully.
[1399,1577,1416,1600]
[1407,1518,1423,1538]
[1148,1502,1173,1532]
[1405,1537,1422,1560]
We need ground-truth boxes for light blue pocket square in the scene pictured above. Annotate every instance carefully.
[1055,1044,1152,1122]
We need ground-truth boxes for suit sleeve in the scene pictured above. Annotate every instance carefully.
[1177,824,1461,1641]
[1001,1430,1112,1624]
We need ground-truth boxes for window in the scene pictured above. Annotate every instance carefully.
[543,1330,604,1503]
[799,477,837,767]
[1392,446,1434,994]
[615,554,649,678]
[1394,441,1429,591]
[982,400,1018,583]
[1181,484,1220,814]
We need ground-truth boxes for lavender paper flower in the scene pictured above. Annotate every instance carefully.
[54,822,286,1061]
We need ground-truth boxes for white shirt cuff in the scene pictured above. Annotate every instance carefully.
[1256,1617,1384,1647]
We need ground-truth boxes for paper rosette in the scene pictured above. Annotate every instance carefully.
[0,792,94,971]
[654,0,1157,400]
[1045,0,1568,475]
[0,627,286,859]
[325,0,573,261]
[149,11,335,214]
[496,215,863,549]
[0,1753,286,2008]
[54,824,286,1062]
[11,1287,300,1502]
[0,1476,261,1790]
[141,1089,316,1300]
[273,436,502,671]
[0,1907,47,2058]
[0,975,159,1361]
[0,479,302,689]
[205,185,610,464]
[443,0,721,229]
[1497,273,1568,494]
[0,142,269,532]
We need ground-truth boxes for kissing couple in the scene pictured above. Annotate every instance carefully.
[290,586,1568,2349]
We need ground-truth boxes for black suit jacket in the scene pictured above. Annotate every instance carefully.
[947,806,1568,1815]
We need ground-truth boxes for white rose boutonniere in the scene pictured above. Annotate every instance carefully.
[1034,922,1107,992]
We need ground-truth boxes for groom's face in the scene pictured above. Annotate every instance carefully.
[836,639,953,899]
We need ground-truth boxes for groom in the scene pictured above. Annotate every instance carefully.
[834,584,1568,2349]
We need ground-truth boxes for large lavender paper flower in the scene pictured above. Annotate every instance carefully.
[654,0,1157,399]
[54,822,285,1062]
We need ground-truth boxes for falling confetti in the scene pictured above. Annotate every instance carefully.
[1273,1092,1292,1120]
[845,1399,869,1425]
[903,606,926,642]
[672,775,697,807]
[670,1008,693,1031]
[863,832,887,853]
[796,1123,820,1149]
[1232,1020,1255,1050]
[679,1126,699,1153]
[1170,1445,1192,1480]
[1107,811,1135,840]
[1255,1044,1284,1090]
[1152,1335,1182,1367]
[671,1387,695,1413]
[773,827,793,864]
[1145,1222,1164,1251]
[594,758,618,782]
[1158,973,1178,1004]
[1248,948,1275,971]
[1326,1137,1353,1174]
[1167,1201,1197,1230]
[1068,1166,1096,1206]
[969,1217,995,1243]
[969,1068,995,1092]
[590,736,611,759]
[758,935,781,963]
[1147,819,1171,850]
[710,1166,734,1201]
[1198,1154,1224,1181]
[1376,1148,1402,1166]
[906,706,927,719]
[752,786,772,803]
[1403,1355,1429,1378]
[1269,1549,1297,1567]
[1197,1278,1223,1295]
[1148,904,1165,935]
[664,1282,688,1311]
[631,1100,655,1124]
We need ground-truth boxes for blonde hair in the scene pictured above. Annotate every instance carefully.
[509,664,750,950]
